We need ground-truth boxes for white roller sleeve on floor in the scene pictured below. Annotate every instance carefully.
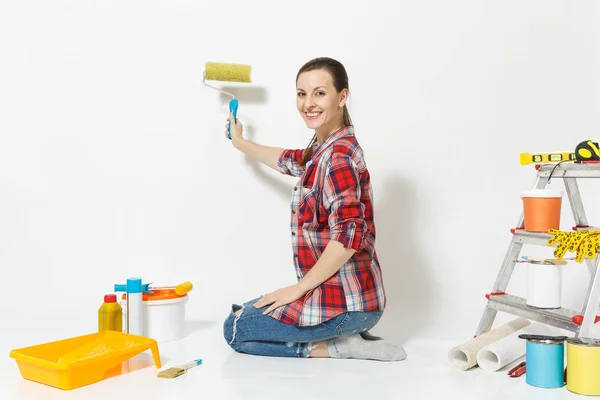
[476,322,553,372]
[448,318,530,371]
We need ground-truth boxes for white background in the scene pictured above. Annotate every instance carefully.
[1,0,600,349]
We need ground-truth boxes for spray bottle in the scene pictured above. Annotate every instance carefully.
[114,277,146,336]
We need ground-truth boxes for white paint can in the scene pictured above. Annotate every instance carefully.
[120,289,189,343]
[526,262,562,309]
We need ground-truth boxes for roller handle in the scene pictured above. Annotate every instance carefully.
[175,281,193,295]
[227,98,238,140]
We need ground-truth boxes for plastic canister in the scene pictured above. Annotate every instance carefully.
[121,289,188,343]
[98,294,123,332]
[522,336,566,388]
[521,189,563,232]
[526,261,562,309]
[566,337,600,395]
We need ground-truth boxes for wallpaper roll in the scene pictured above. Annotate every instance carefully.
[448,318,531,370]
[476,322,553,372]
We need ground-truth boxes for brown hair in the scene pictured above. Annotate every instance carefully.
[297,57,353,166]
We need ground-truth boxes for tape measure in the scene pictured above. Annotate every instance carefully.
[575,140,600,163]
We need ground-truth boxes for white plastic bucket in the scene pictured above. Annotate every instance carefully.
[120,294,188,343]
[526,262,562,309]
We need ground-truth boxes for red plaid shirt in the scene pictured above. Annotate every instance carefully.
[269,126,386,327]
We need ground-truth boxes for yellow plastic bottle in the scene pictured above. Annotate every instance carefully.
[98,294,123,332]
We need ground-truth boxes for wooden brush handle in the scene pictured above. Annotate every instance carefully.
[181,359,202,371]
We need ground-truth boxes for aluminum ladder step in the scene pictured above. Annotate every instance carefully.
[510,227,600,246]
[511,230,553,246]
[487,293,580,332]
[538,163,600,178]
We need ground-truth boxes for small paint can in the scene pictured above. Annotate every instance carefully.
[526,261,562,309]
[566,337,600,395]
[520,334,566,388]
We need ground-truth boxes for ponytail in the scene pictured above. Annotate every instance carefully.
[300,134,318,167]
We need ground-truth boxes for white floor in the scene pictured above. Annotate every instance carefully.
[0,315,587,400]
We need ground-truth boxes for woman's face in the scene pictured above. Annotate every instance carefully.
[296,69,347,133]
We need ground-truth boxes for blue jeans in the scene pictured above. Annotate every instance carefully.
[223,297,384,358]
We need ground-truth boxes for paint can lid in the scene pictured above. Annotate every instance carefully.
[519,334,567,344]
[521,188,564,198]
[567,337,600,346]
[121,289,187,302]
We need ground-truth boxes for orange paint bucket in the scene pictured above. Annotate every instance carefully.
[521,189,563,232]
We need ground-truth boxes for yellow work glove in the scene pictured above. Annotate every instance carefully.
[548,229,600,262]
[548,229,574,259]
[578,233,600,262]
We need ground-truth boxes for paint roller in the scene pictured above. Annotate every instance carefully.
[202,61,252,139]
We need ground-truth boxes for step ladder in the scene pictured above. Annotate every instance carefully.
[476,163,600,339]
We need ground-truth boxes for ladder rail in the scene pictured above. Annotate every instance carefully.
[563,177,596,277]
[578,255,600,338]
[563,177,589,227]
[475,240,523,336]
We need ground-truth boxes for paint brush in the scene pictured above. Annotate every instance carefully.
[519,256,571,265]
[157,359,202,379]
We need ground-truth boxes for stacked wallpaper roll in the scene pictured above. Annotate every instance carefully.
[448,318,556,371]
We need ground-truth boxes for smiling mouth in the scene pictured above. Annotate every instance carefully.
[305,111,322,120]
